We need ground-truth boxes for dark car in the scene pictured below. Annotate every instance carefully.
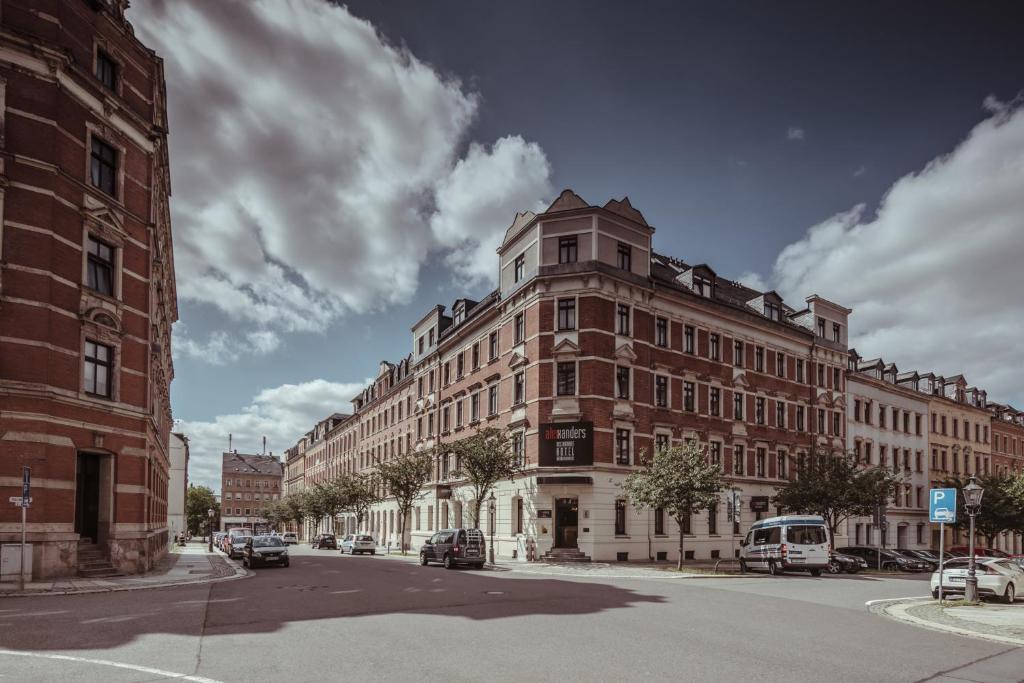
[828,552,867,574]
[243,535,290,568]
[419,528,486,569]
[312,534,337,550]
[949,546,1009,559]
[892,549,938,571]
[836,546,930,572]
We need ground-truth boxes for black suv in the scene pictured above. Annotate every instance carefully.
[312,534,337,550]
[419,528,486,569]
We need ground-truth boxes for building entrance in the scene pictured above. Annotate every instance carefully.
[554,497,578,548]
[75,453,101,542]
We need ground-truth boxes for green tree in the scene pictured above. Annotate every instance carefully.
[302,485,331,535]
[282,492,310,538]
[939,474,1024,546]
[264,500,293,530]
[621,441,723,569]
[376,452,433,554]
[186,485,219,535]
[337,472,381,534]
[449,427,521,527]
[772,448,900,543]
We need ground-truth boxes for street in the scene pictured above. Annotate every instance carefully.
[1,546,1022,682]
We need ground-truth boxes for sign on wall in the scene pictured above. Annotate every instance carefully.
[538,422,594,467]
[749,496,769,513]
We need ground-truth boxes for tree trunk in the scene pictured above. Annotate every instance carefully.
[473,496,483,530]
[678,523,686,570]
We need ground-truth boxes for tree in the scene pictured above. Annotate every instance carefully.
[939,474,1024,546]
[302,485,331,535]
[264,500,293,531]
[621,441,723,570]
[772,448,900,543]
[282,492,309,537]
[337,472,381,535]
[186,485,219,535]
[449,427,521,527]
[318,478,351,534]
[376,452,433,554]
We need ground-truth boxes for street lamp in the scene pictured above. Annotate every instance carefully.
[488,491,496,565]
[207,508,215,553]
[962,476,985,602]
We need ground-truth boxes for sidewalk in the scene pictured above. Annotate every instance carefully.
[0,542,247,598]
[870,598,1024,646]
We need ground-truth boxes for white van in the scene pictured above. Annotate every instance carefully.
[739,515,831,576]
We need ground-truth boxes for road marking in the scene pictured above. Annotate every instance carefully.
[864,596,931,607]
[0,650,223,682]
[330,589,360,594]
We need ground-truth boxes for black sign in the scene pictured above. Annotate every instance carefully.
[750,496,770,512]
[539,421,594,467]
[436,485,452,500]
[537,509,552,519]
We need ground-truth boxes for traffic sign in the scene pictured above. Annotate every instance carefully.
[22,466,30,500]
[929,488,957,523]
[9,496,32,507]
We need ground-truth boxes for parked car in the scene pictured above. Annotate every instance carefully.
[281,532,298,545]
[419,528,486,569]
[836,546,930,572]
[227,534,252,559]
[312,534,338,550]
[828,552,867,574]
[242,535,290,568]
[340,534,376,555]
[739,515,831,576]
[931,557,1022,602]
[1011,555,1024,571]
[949,546,1009,559]
[892,549,938,572]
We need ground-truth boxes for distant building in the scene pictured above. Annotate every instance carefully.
[220,453,284,533]
[989,404,1024,554]
[168,434,190,540]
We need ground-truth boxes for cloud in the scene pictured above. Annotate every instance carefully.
[786,126,806,141]
[172,324,281,365]
[132,1,550,336]
[736,271,768,291]
[759,101,1024,405]
[175,378,368,490]
[852,165,867,177]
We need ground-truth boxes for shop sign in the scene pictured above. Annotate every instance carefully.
[436,485,452,499]
[539,421,594,467]
[537,509,552,519]
[750,496,770,512]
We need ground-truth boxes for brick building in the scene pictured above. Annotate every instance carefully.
[989,403,1024,554]
[0,0,176,578]
[220,452,283,533]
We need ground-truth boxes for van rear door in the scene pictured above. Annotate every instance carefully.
[785,525,829,567]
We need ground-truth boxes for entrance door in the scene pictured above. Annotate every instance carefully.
[896,524,908,549]
[75,453,101,542]
[554,498,578,548]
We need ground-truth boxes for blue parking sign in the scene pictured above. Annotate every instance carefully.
[929,488,956,523]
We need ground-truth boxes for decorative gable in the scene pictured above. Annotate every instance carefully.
[614,343,637,363]
[552,338,581,359]
[544,189,589,214]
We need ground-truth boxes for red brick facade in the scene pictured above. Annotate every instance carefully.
[0,1,176,578]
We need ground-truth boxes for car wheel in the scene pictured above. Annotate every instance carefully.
[444,554,454,569]
[420,552,429,566]
[739,559,747,574]
[827,561,841,574]
[370,550,375,556]
[1004,583,1015,604]
[932,588,940,599]
[810,569,822,577]
[768,560,779,576]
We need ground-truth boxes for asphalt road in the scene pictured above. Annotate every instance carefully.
[1,545,1021,682]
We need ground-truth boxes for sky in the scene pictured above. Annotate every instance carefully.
[131,1,1024,491]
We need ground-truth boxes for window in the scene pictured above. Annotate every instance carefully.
[709,387,720,416]
[655,317,668,347]
[776,401,785,428]
[655,376,669,408]
[557,299,576,330]
[456,353,464,379]
[654,507,665,536]
[708,504,718,535]
[418,336,425,355]
[616,366,630,400]
[776,352,785,377]
[796,359,805,383]
[472,343,480,369]
[765,301,781,321]
[513,372,525,405]
[95,50,118,90]
[617,304,630,335]
[615,499,627,535]
[817,409,825,434]
[833,368,841,390]
[489,331,498,360]
[655,433,670,454]
[734,445,745,475]
[777,450,788,479]
[878,404,886,428]
[512,432,525,467]
[683,381,695,412]
[556,362,576,396]
[443,363,450,386]
[694,274,713,297]
[86,237,114,296]
[756,397,765,424]
[709,442,722,469]
[832,411,841,436]
[617,242,632,271]
[470,393,480,422]
[558,236,578,264]
[796,406,805,432]
[832,322,841,343]
[84,340,113,397]
[854,399,861,422]
[817,364,825,387]
[90,137,117,197]
[756,448,766,477]
[733,392,744,421]
[755,347,764,372]
[514,254,525,282]
[709,334,720,360]
[733,340,744,367]
[442,405,450,432]
[615,429,631,465]
[514,313,525,344]
[488,385,498,416]
[817,317,826,337]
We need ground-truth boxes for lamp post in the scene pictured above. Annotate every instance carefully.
[207,508,215,553]
[488,491,496,565]
[962,476,985,603]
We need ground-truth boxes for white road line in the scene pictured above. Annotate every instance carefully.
[0,650,224,682]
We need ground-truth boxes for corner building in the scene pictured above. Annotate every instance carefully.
[347,190,851,563]
[0,1,176,577]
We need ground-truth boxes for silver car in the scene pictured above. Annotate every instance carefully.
[227,534,252,559]
[243,535,290,568]
[340,534,376,555]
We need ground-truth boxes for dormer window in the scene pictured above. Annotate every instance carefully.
[559,236,578,264]
[693,274,713,298]
[617,243,632,271]
[454,308,464,325]
[765,302,781,321]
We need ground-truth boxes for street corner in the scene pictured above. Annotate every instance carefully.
[868,596,1024,646]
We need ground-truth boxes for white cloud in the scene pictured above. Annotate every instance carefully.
[172,324,281,365]
[736,271,768,291]
[761,102,1024,405]
[786,126,806,141]
[133,1,550,337]
[175,378,368,490]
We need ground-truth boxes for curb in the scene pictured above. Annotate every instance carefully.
[867,597,1024,647]
[0,553,249,599]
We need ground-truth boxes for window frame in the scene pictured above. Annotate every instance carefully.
[556,361,576,396]
[513,253,525,282]
[616,304,631,336]
[86,235,115,297]
[615,428,631,465]
[89,136,118,198]
[95,48,118,91]
[616,242,632,271]
[558,235,578,264]
[83,339,113,398]
[557,298,576,331]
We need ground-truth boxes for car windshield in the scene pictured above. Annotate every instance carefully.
[322,535,335,540]
[786,526,826,545]
[942,558,971,569]
[357,536,373,542]
[253,537,284,548]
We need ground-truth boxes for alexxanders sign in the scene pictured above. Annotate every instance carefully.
[539,422,594,467]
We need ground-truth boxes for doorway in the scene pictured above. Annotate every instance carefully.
[896,524,908,549]
[75,453,101,543]
[554,497,578,548]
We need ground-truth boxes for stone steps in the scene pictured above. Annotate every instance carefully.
[77,540,121,578]
[542,548,592,563]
